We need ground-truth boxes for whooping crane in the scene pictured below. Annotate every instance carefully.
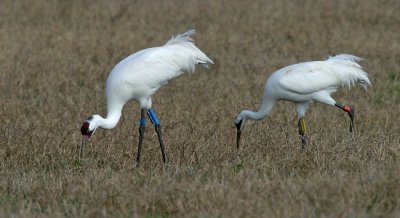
[234,54,371,148]
[80,29,213,165]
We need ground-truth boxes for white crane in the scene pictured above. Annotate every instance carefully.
[80,29,213,165]
[234,54,371,148]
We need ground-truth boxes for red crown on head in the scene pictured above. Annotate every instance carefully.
[81,121,90,135]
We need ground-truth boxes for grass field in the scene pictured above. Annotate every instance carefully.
[1,0,400,217]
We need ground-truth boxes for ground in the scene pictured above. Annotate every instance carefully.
[1,0,400,217]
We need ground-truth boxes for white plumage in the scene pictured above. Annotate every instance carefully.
[234,54,371,148]
[104,29,213,128]
[80,29,213,163]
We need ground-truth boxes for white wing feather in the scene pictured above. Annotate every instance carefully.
[165,29,195,45]
[276,54,371,95]
[106,29,213,104]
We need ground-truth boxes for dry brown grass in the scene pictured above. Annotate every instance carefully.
[1,0,400,217]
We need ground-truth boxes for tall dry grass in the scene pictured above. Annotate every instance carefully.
[1,0,400,217]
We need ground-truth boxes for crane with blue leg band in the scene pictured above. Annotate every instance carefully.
[79,29,213,165]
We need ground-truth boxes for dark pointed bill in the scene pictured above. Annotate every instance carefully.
[80,121,91,158]
[81,135,89,158]
[335,103,355,133]
[348,108,355,132]
[235,121,242,149]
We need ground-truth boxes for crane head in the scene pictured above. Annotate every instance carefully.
[80,116,97,139]
[80,115,99,158]
[81,121,93,138]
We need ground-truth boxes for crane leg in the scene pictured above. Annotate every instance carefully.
[136,108,146,166]
[298,118,307,149]
[147,108,167,163]
[335,103,354,132]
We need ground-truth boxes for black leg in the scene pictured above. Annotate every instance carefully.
[136,108,146,166]
[147,108,167,163]
[155,124,166,163]
[298,118,307,149]
[335,103,354,132]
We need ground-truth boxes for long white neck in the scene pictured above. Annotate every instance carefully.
[242,99,276,121]
[97,97,124,130]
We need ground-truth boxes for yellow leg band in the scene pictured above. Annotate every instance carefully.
[299,118,307,135]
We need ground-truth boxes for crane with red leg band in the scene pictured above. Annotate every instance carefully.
[234,54,371,149]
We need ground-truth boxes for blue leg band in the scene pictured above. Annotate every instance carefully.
[147,109,160,125]
[140,118,146,126]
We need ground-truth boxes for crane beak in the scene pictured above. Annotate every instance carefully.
[235,121,242,149]
[80,121,92,158]
[348,107,355,133]
[81,135,89,158]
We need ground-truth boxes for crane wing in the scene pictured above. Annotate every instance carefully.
[277,56,370,95]
[108,31,213,98]
[277,62,342,94]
